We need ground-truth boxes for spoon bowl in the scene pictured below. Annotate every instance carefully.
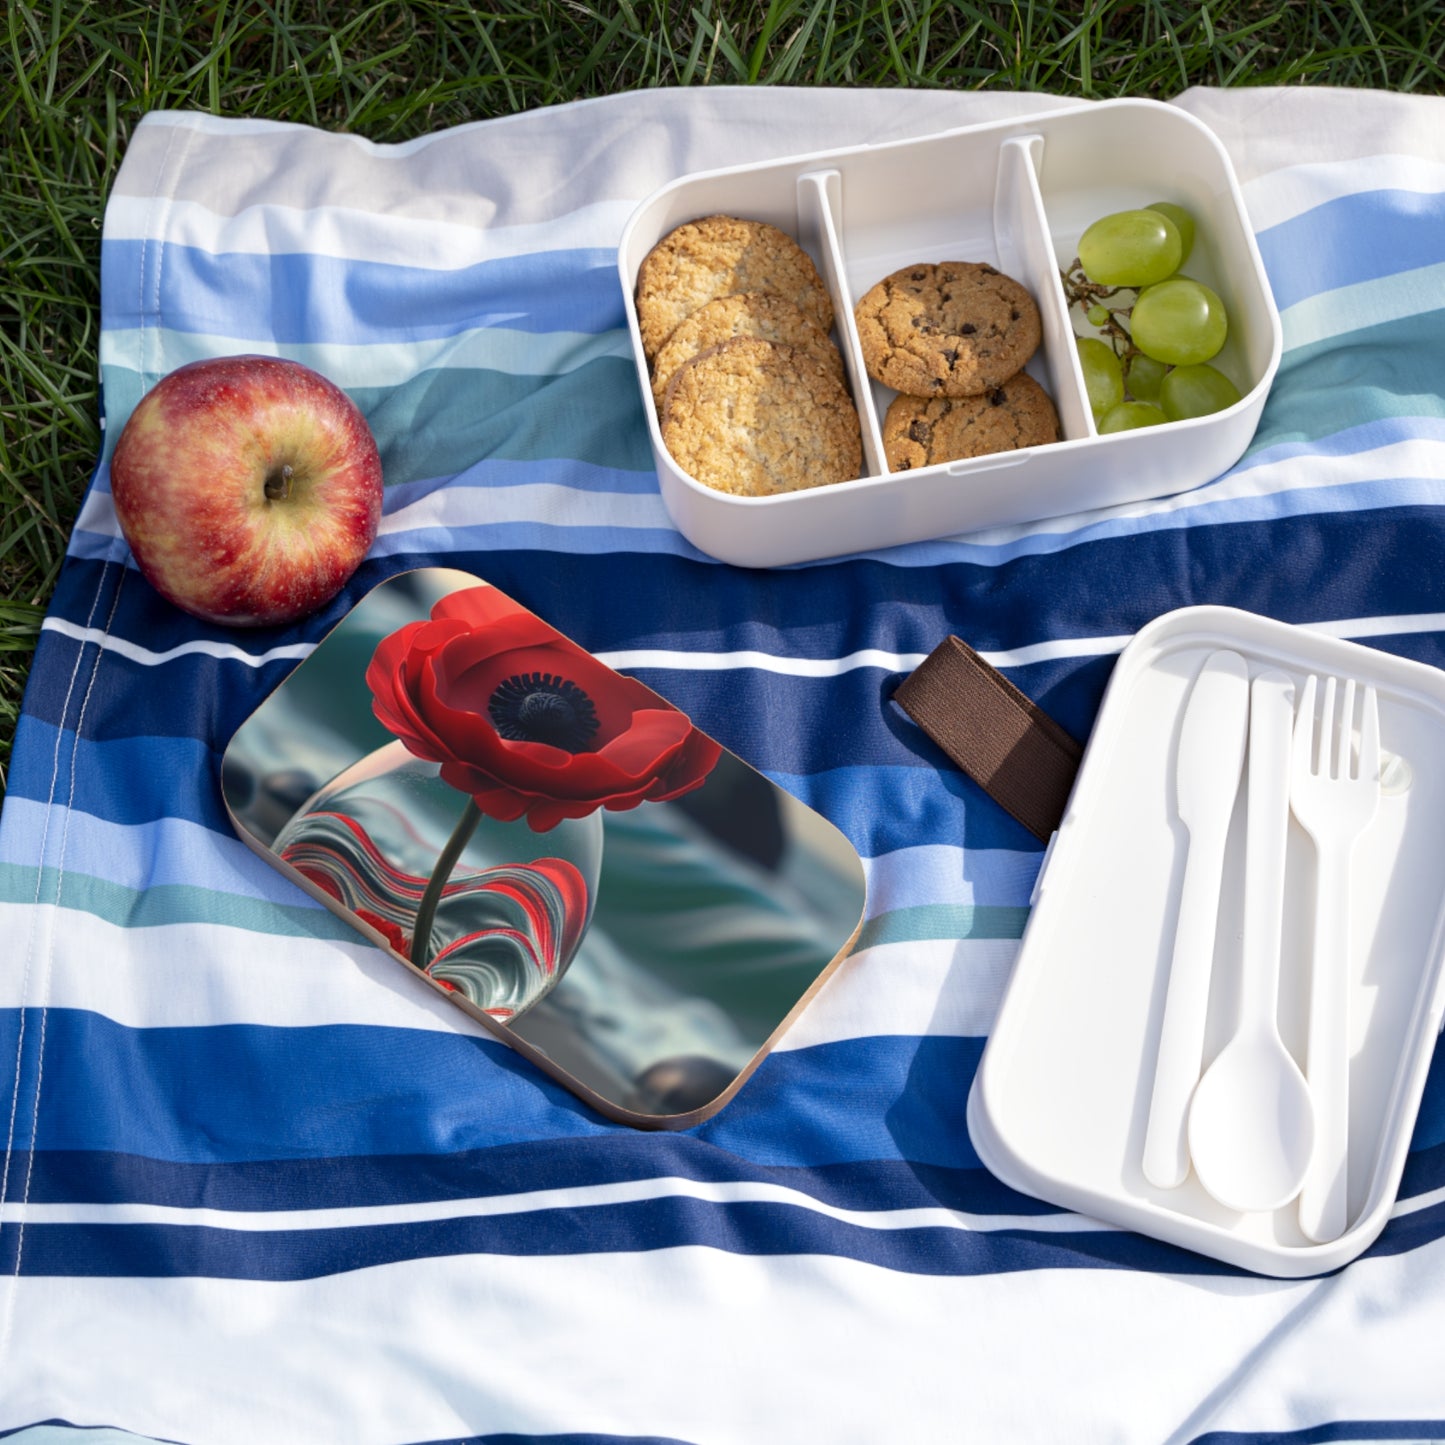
[1188,1026,1316,1211]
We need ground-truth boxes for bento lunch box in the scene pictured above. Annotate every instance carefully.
[617,98,1282,568]
[968,607,1445,1277]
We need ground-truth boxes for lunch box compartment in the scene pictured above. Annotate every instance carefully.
[618,99,1282,568]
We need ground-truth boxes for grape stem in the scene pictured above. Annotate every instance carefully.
[1060,258,1139,364]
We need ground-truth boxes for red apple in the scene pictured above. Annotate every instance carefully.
[110,354,384,627]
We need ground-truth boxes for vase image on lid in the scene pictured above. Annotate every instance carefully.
[222,566,867,1127]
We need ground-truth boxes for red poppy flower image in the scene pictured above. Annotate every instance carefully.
[366,585,722,831]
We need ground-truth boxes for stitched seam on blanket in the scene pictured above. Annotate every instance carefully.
[0,579,101,1253]
[0,114,192,1380]
[0,565,116,1376]
[8,569,129,1286]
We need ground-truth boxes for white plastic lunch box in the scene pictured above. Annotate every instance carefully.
[618,99,1282,568]
[968,607,1445,1277]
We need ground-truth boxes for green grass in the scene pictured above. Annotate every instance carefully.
[3,0,1444,793]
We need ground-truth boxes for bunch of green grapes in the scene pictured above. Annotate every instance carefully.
[1063,203,1241,433]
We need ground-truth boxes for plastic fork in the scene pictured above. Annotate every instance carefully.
[1290,674,1381,1243]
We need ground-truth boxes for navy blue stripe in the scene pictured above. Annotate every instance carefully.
[1191,1422,1445,1445]
[31,1133,1439,1228]
[418,1436,696,1445]
[0,1198,1239,1281]
[16,1146,1053,1217]
[1413,1046,1445,1154]
[0,1426,687,1445]
[6,1190,1441,1286]
[32,610,1445,815]
[100,241,625,343]
[44,504,1445,693]
[1255,186,1445,312]
[0,1009,985,1172]
[22,553,1445,851]
[1400,1137,1445,1196]
[1358,1195,1445,1264]
[422,1437,695,1445]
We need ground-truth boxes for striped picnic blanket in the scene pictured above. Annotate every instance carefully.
[3,84,1444,1443]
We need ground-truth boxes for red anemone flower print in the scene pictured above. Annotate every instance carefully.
[366,585,721,832]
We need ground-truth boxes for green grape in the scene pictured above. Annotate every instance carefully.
[1086,304,1111,327]
[1125,353,1168,404]
[1130,277,1228,366]
[1160,363,1242,420]
[1077,209,1183,288]
[1077,337,1124,419]
[1098,401,1168,433]
[1146,202,1196,264]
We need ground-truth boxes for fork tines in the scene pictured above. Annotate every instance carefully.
[1297,674,1380,781]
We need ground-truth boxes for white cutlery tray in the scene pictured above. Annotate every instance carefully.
[967,606,1445,1276]
[617,99,1282,568]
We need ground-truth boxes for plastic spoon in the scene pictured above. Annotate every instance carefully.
[1188,669,1315,1213]
[1142,649,1251,1190]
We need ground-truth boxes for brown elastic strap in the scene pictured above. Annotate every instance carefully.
[893,635,1083,843]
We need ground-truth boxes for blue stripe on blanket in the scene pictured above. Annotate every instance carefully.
[13,1145,1050,1216]
[1254,186,1445,311]
[7,724,230,831]
[8,1003,1441,1199]
[3,718,1048,856]
[37,506,1445,677]
[1189,1421,1445,1445]
[0,1202,1240,1281]
[8,1150,1442,1288]
[100,242,626,342]
[0,1010,980,1170]
[97,358,656,484]
[7,1159,1443,1285]
[1262,311,1445,434]
[0,1427,694,1445]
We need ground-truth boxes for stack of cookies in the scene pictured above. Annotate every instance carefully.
[635,215,862,498]
[853,261,1060,471]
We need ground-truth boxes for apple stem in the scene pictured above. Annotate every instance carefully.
[411,796,483,976]
[264,463,294,501]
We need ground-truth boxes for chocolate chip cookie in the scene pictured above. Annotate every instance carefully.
[854,262,1041,397]
[650,291,844,410]
[636,216,835,361]
[660,336,861,497]
[882,373,1059,471]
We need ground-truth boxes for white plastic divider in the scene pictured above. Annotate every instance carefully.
[801,131,1095,485]
[993,134,1095,444]
[796,168,887,479]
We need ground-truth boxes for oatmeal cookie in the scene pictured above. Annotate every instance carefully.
[882,373,1059,470]
[650,291,844,410]
[636,215,835,360]
[660,336,861,497]
[854,261,1041,397]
